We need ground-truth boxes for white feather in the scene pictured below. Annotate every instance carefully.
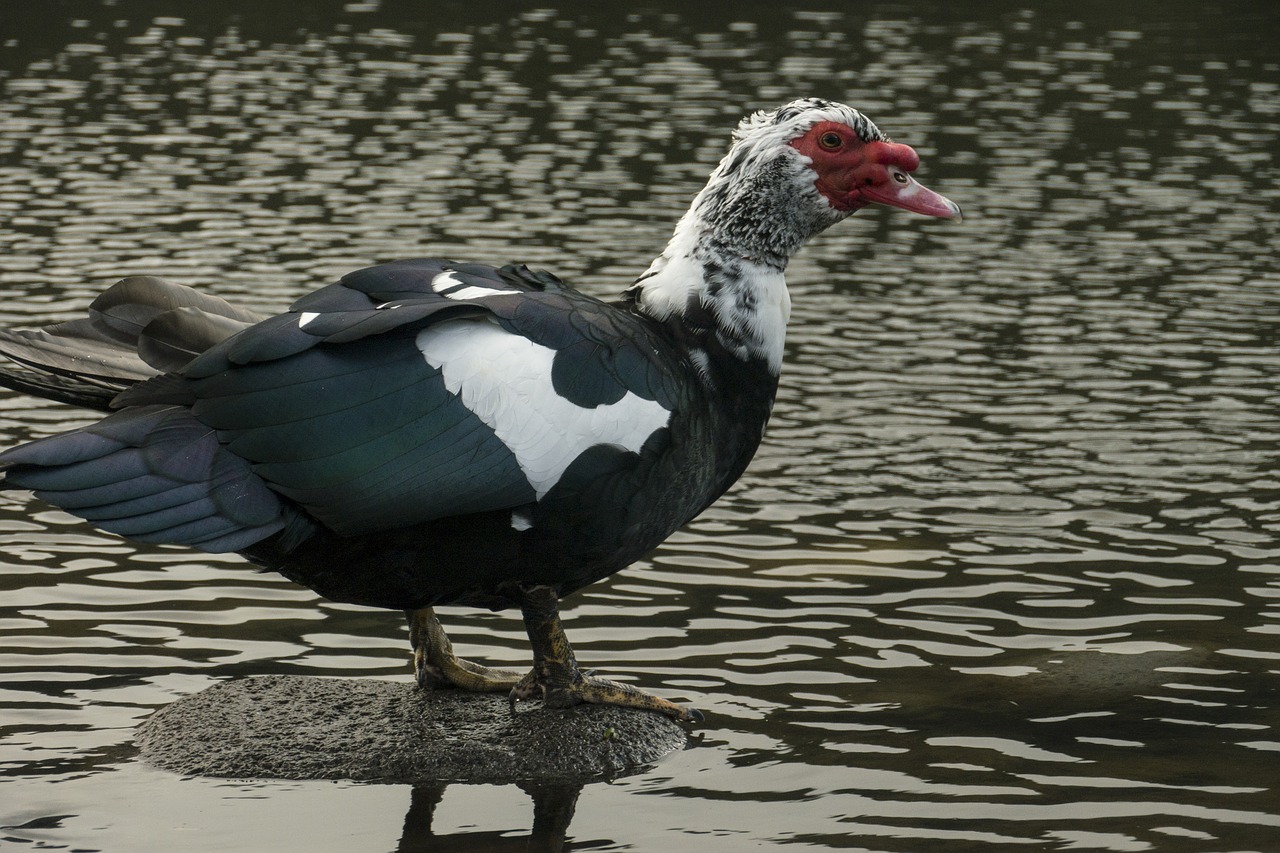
[431,271,465,293]
[432,271,500,301]
[417,318,672,499]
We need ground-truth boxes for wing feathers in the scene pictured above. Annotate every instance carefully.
[0,405,290,552]
[188,336,538,533]
[137,308,259,373]
[0,258,688,553]
[0,277,264,411]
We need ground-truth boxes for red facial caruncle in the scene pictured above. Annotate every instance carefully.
[789,120,961,219]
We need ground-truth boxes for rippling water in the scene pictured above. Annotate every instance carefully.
[1,2,1277,850]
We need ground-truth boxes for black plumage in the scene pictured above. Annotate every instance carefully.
[0,100,958,720]
[4,260,716,581]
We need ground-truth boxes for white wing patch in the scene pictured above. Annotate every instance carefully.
[431,270,501,301]
[417,318,672,499]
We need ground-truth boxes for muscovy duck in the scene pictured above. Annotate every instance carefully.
[0,99,958,722]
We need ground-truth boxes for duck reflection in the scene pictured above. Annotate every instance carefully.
[396,782,588,853]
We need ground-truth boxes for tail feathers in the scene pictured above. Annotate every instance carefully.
[0,318,151,382]
[0,363,123,411]
[0,276,263,410]
[86,275,263,349]
[137,307,261,373]
[0,404,301,553]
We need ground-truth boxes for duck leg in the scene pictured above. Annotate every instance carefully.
[406,607,525,692]
[508,585,703,723]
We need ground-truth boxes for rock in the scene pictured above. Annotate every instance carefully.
[135,675,688,783]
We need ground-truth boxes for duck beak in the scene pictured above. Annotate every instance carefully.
[852,140,962,220]
[862,170,963,220]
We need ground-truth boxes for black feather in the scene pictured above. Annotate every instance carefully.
[0,255,776,611]
[137,308,258,373]
[0,405,292,552]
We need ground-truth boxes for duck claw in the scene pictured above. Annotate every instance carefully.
[408,607,524,692]
[507,669,702,723]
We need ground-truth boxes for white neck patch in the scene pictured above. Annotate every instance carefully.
[634,250,792,374]
[708,264,791,374]
[416,318,672,499]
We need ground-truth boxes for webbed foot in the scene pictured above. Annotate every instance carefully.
[508,667,704,723]
[406,607,525,692]
[509,586,704,724]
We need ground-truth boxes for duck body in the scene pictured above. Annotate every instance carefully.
[0,99,958,720]
[0,258,775,611]
[236,259,780,611]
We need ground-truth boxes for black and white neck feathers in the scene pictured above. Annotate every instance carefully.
[626,99,890,374]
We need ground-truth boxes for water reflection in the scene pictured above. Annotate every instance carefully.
[397,784,583,853]
[1,0,1278,851]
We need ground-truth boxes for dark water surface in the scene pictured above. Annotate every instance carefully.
[1,1,1278,850]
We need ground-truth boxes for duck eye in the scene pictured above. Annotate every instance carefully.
[893,171,909,184]
[818,131,843,150]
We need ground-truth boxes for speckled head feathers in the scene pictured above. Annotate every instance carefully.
[681,98,886,265]
[630,98,919,365]
[732,98,889,148]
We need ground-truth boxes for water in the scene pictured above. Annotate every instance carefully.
[1,1,1277,850]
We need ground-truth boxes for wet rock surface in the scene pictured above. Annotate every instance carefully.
[135,675,688,783]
